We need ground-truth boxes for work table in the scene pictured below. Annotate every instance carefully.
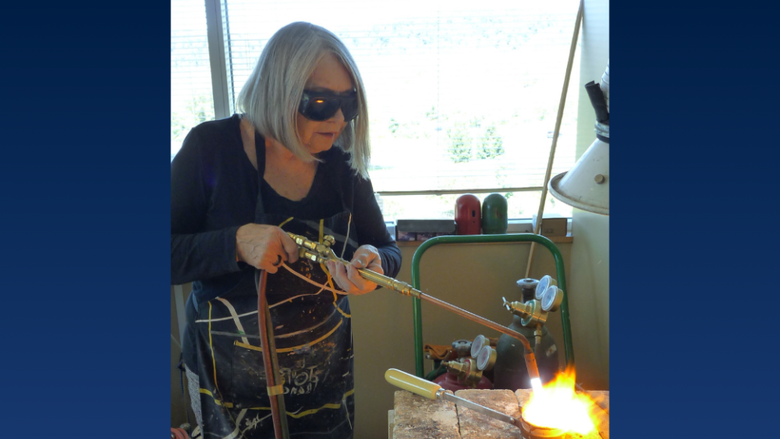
[389,388,610,439]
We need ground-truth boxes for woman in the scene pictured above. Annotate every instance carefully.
[171,22,401,438]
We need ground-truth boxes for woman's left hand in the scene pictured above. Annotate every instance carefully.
[325,245,383,295]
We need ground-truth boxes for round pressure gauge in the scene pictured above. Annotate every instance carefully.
[535,275,557,300]
[476,345,497,371]
[471,334,489,358]
[541,285,563,312]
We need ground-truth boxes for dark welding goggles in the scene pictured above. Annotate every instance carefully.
[298,89,359,122]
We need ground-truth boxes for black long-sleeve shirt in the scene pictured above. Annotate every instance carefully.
[171,114,401,302]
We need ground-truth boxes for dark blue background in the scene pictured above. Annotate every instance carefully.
[2,2,170,436]
[2,1,776,437]
[610,2,778,437]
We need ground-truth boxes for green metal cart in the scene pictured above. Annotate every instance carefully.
[409,233,575,378]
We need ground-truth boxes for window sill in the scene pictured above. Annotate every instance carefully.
[396,233,573,247]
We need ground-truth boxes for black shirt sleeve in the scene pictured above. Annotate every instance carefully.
[171,126,242,285]
[352,173,401,279]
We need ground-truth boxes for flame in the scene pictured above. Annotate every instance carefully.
[521,367,596,435]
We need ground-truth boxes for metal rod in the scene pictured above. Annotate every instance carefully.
[440,391,521,428]
[525,0,584,279]
[417,293,532,352]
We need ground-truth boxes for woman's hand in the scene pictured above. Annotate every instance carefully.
[236,224,299,274]
[325,245,383,295]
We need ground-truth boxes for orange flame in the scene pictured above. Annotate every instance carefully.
[521,367,596,435]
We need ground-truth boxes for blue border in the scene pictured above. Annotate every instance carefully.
[612,3,777,437]
[4,2,170,436]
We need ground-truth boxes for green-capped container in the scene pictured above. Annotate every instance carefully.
[481,193,508,234]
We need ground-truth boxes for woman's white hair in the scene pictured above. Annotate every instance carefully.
[238,22,371,179]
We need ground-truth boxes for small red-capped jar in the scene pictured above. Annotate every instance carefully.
[455,194,481,235]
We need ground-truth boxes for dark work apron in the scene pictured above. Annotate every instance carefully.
[191,136,359,438]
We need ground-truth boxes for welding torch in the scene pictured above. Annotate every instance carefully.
[286,232,542,389]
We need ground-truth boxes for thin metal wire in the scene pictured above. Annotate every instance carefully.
[526,0,584,279]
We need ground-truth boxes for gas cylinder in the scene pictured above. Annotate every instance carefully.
[435,369,493,391]
[433,358,493,391]
[492,278,560,390]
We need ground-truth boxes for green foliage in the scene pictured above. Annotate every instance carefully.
[385,108,508,165]
[425,107,438,122]
[477,124,504,160]
[447,122,472,163]
[388,118,400,134]
[445,116,505,163]
[385,108,434,140]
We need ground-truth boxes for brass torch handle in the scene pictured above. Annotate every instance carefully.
[354,267,417,297]
[286,232,418,296]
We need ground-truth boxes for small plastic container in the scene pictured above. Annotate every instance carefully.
[481,193,508,234]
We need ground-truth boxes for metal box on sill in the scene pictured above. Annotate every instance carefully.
[395,219,456,242]
[531,213,568,237]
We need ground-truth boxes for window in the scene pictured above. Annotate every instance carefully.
[171,0,215,160]
[171,0,581,220]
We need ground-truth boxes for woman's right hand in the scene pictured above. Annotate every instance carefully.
[235,224,299,274]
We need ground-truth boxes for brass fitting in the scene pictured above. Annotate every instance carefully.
[534,324,543,347]
[443,358,483,387]
[286,232,338,264]
[286,231,420,298]
[503,298,548,326]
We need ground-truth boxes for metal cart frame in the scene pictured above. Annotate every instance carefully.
[409,233,575,377]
